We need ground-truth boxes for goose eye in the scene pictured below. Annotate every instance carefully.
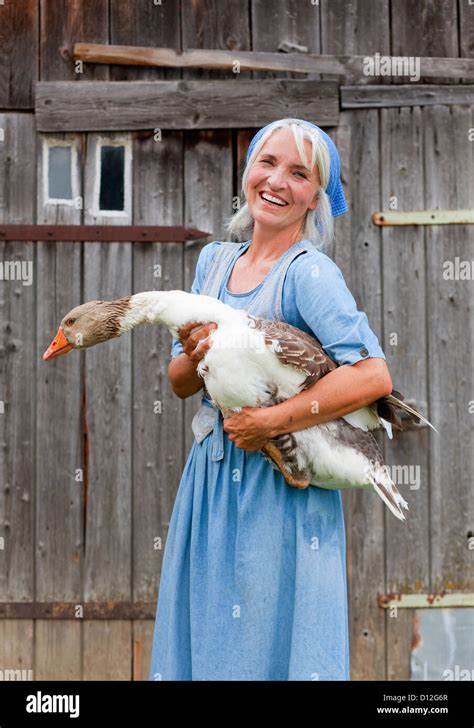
[66,318,75,326]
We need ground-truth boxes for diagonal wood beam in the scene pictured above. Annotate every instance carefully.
[72,43,474,81]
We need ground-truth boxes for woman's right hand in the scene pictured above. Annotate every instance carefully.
[177,321,218,364]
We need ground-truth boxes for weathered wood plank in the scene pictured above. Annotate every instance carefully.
[82,132,133,679]
[424,105,474,593]
[131,131,185,640]
[0,621,33,680]
[182,0,251,81]
[391,0,459,84]
[343,110,386,680]
[342,85,474,108]
[0,113,36,677]
[0,0,38,108]
[327,119,352,284]
[35,622,81,680]
[380,107,430,681]
[110,0,181,81]
[183,14,234,458]
[320,0,390,84]
[133,621,154,681]
[182,130,233,452]
[40,0,109,81]
[72,43,474,80]
[83,621,131,679]
[459,0,474,87]
[35,80,339,132]
[35,131,83,680]
[251,0,322,81]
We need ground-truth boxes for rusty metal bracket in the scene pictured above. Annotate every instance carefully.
[373,210,474,226]
[0,224,211,242]
[0,601,156,619]
[378,592,474,609]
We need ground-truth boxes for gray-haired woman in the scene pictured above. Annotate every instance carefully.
[149,118,392,681]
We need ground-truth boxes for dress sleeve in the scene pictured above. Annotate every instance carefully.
[169,241,221,359]
[293,252,386,366]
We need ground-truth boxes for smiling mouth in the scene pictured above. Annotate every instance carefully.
[259,191,289,207]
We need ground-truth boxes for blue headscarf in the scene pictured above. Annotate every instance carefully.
[245,119,348,218]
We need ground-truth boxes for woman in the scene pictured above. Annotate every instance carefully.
[149,118,392,681]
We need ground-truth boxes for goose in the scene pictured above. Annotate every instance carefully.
[43,290,437,521]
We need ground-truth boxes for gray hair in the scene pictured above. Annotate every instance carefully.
[224,118,334,251]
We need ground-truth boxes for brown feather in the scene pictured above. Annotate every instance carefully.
[247,315,337,390]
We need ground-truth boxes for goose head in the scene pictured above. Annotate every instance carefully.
[43,296,132,360]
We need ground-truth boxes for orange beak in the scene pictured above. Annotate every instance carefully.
[43,327,74,361]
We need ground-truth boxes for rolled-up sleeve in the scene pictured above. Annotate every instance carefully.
[294,252,386,366]
[169,241,221,359]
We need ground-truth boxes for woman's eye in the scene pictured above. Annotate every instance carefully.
[260,159,273,165]
[294,171,307,178]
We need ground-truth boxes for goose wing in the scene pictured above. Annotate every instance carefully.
[248,315,337,389]
[248,316,337,488]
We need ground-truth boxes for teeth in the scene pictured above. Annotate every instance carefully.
[261,192,288,206]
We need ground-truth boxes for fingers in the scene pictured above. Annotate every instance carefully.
[178,321,218,361]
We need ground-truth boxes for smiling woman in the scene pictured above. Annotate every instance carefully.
[149,117,391,681]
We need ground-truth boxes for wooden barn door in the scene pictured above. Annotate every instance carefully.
[341,103,474,680]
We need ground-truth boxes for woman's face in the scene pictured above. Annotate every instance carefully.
[246,128,321,234]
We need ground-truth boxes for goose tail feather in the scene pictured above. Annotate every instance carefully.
[385,394,439,434]
[367,466,409,522]
[377,389,439,434]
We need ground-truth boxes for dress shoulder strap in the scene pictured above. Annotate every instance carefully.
[200,241,247,298]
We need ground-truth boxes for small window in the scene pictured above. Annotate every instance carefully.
[99,145,125,211]
[91,137,131,219]
[49,146,73,199]
[43,139,79,206]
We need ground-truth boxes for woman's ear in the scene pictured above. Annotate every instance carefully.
[308,190,320,211]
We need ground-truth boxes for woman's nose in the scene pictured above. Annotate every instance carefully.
[267,167,286,188]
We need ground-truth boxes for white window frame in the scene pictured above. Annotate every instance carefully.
[91,135,132,219]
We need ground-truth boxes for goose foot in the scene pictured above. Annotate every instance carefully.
[261,441,310,489]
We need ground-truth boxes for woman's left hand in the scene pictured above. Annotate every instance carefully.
[223,407,273,452]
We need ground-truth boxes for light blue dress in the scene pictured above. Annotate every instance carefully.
[149,239,386,681]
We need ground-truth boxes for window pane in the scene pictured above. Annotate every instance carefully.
[411,608,474,680]
[48,146,72,199]
[99,146,125,211]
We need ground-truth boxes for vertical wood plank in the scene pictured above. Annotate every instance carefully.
[181,4,235,450]
[380,107,430,680]
[459,0,474,86]
[0,0,38,108]
[321,0,390,84]
[82,132,133,680]
[110,0,181,81]
[391,0,459,84]
[40,0,109,81]
[424,105,474,594]
[183,130,232,451]
[0,112,36,679]
[251,0,321,81]
[328,118,353,283]
[182,0,251,80]
[35,132,83,680]
[344,109,386,680]
[131,130,185,678]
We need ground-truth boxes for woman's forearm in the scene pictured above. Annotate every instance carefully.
[265,358,393,438]
[168,353,204,399]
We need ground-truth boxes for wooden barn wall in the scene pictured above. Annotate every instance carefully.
[0,0,473,681]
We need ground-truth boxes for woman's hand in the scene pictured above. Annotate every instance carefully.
[177,321,218,364]
[223,407,273,452]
